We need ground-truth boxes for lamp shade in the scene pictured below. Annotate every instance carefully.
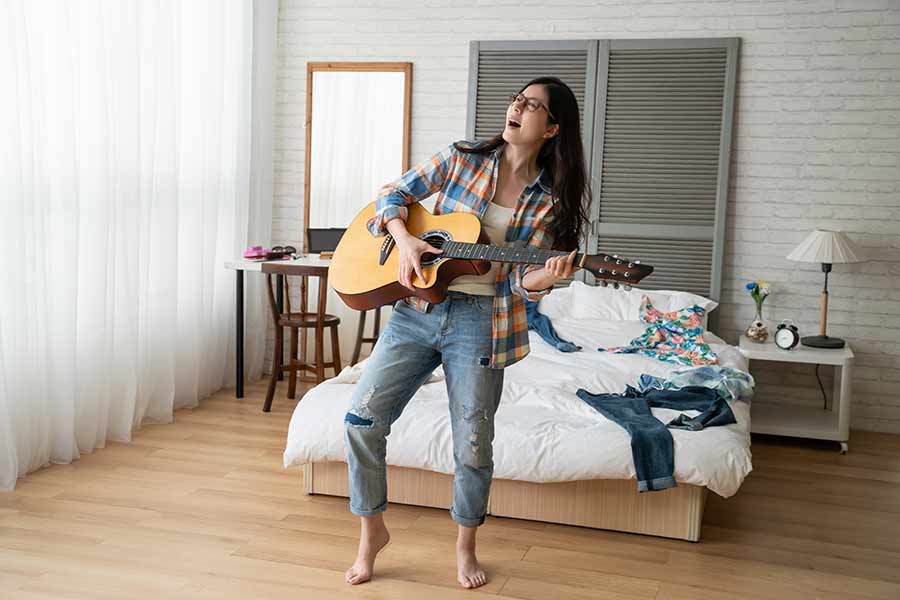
[786,229,864,264]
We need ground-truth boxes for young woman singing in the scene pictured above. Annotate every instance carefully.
[343,76,590,588]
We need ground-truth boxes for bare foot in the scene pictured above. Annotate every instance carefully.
[456,543,486,589]
[345,522,390,585]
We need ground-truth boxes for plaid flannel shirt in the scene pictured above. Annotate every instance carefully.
[366,141,557,369]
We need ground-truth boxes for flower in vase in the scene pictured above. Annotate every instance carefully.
[745,280,772,314]
[744,280,773,342]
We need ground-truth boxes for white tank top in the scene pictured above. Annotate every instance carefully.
[447,200,515,296]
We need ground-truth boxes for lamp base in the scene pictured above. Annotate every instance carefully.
[801,335,845,349]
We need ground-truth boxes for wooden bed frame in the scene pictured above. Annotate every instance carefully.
[303,461,707,542]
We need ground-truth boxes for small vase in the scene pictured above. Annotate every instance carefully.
[745,304,768,343]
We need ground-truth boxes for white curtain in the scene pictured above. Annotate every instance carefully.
[0,0,273,492]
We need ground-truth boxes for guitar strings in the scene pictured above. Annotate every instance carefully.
[430,239,572,261]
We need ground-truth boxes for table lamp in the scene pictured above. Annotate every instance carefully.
[786,229,863,349]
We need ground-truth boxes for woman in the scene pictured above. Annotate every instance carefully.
[344,76,591,588]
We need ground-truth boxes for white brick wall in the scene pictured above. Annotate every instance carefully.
[273,0,900,433]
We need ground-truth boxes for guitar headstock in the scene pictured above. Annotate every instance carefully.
[581,253,653,289]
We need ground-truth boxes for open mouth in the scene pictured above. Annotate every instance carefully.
[507,118,521,129]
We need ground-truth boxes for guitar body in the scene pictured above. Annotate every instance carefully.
[329,202,492,310]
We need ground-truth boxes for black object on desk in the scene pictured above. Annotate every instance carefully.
[307,228,345,253]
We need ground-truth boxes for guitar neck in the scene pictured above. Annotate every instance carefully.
[442,241,580,266]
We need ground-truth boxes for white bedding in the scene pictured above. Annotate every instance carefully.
[283,291,753,498]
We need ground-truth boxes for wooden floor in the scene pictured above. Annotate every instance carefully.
[2,381,899,600]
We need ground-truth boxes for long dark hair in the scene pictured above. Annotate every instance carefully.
[453,76,591,252]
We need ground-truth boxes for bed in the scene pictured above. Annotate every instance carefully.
[283,282,753,541]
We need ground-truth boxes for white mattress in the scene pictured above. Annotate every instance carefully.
[283,297,753,498]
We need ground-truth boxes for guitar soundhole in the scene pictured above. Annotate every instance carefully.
[420,230,451,266]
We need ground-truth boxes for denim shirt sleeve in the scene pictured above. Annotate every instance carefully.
[366,143,457,237]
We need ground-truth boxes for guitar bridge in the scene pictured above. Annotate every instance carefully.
[379,235,395,266]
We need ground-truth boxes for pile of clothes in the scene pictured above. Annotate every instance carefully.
[577,365,754,493]
[519,298,754,494]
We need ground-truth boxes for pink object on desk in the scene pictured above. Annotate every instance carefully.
[244,245,268,260]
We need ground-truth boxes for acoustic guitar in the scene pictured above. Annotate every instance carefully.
[329,201,653,311]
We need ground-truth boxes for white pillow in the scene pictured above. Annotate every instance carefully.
[569,280,637,320]
[650,289,719,315]
[568,281,718,323]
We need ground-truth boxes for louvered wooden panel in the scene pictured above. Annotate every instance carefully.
[473,50,589,141]
[590,38,739,302]
[599,47,727,226]
[597,236,713,297]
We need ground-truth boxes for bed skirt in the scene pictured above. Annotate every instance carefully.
[302,461,707,542]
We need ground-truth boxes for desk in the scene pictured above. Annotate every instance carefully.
[225,255,331,398]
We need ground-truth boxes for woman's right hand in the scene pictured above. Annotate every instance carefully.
[396,234,442,290]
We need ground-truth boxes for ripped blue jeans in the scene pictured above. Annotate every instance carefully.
[344,291,504,528]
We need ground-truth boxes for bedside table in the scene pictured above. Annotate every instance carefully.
[738,336,854,453]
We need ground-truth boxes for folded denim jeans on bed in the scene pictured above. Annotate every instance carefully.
[575,385,737,493]
[635,365,755,404]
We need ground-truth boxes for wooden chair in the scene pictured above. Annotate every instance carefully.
[351,305,385,366]
[263,265,341,412]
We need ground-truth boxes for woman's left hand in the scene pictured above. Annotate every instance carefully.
[544,250,577,283]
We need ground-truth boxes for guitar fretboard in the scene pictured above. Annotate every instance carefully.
[439,241,579,266]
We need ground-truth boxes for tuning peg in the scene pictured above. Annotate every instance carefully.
[627,262,634,268]
[635,260,641,265]
[624,284,632,291]
[600,279,608,287]
[612,282,620,289]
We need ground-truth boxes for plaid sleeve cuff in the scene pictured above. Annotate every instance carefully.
[366,204,409,237]
[510,264,552,301]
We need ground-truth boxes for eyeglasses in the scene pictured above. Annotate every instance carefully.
[508,92,555,121]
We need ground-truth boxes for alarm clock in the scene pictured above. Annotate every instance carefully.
[774,319,800,350]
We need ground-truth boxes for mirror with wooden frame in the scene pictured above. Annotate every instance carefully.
[304,61,412,253]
